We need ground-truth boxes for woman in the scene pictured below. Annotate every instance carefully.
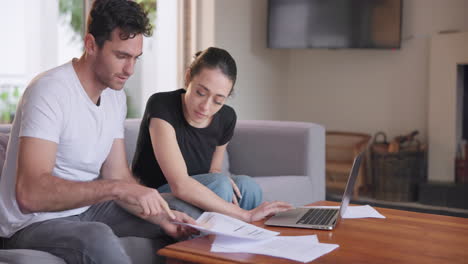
[132,47,292,222]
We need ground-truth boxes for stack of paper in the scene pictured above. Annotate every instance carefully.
[177,206,385,262]
[178,212,339,263]
[212,235,339,263]
[185,211,280,240]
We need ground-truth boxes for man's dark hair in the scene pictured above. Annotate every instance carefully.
[87,0,153,48]
[188,47,237,96]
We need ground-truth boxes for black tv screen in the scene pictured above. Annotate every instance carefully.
[267,0,402,49]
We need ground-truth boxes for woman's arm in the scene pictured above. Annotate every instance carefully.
[150,118,253,221]
[150,118,292,222]
[209,144,242,205]
[209,144,226,173]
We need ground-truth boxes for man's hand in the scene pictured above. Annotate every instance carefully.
[247,201,294,222]
[158,211,199,239]
[116,182,175,219]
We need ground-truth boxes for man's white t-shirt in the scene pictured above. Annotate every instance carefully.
[0,61,127,237]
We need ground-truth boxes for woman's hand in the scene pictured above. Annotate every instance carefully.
[247,201,294,222]
[228,177,242,206]
[158,210,199,239]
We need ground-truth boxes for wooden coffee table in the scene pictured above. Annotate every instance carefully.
[158,201,468,263]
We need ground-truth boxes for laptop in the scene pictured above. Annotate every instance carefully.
[264,152,363,230]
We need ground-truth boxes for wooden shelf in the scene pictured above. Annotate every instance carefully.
[326,131,371,198]
[327,160,353,173]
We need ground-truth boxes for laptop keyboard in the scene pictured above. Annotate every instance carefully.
[296,208,337,225]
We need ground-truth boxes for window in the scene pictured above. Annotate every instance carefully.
[0,0,180,122]
[0,0,84,123]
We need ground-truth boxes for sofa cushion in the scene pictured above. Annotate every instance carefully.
[0,237,163,264]
[0,133,9,178]
[120,236,170,264]
[252,175,316,207]
[0,249,66,264]
[221,151,230,175]
[124,119,142,166]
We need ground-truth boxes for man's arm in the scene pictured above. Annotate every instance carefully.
[100,138,196,238]
[99,138,174,218]
[16,137,119,213]
[16,137,174,219]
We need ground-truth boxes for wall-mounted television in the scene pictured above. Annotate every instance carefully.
[267,0,402,49]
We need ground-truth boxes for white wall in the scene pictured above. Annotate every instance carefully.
[283,0,468,141]
[209,0,468,141]
[205,0,468,182]
[196,0,215,50]
[212,0,288,120]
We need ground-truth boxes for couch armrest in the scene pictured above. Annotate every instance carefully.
[227,120,325,199]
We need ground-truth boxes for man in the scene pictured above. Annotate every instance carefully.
[0,0,196,263]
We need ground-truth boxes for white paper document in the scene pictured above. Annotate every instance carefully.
[211,235,339,263]
[175,212,340,262]
[175,212,279,240]
[303,204,386,219]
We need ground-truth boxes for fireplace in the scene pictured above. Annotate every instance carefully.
[455,64,468,183]
[463,66,468,141]
[455,64,468,157]
[418,42,468,209]
[428,32,468,183]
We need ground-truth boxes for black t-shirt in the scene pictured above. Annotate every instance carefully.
[132,89,237,189]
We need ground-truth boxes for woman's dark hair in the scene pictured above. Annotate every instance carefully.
[87,0,153,48]
[188,47,237,96]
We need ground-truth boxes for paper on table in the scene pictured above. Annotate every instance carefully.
[174,212,279,240]
[212,235,319,252]
[343,204,385,219]
[302,204,385,219]
[174,212,340,262]
[211,235,339,263]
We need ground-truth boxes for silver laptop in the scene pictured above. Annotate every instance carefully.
[265,152,363,230]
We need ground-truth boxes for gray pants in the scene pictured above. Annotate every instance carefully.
[4,194,202,264]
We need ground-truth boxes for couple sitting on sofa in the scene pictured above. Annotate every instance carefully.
[0,0,292,263]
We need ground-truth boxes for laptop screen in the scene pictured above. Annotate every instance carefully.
[338,152,363,218]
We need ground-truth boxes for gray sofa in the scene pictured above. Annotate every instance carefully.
[0,119,325,264]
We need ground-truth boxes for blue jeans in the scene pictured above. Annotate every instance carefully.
[158,173,262,211]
